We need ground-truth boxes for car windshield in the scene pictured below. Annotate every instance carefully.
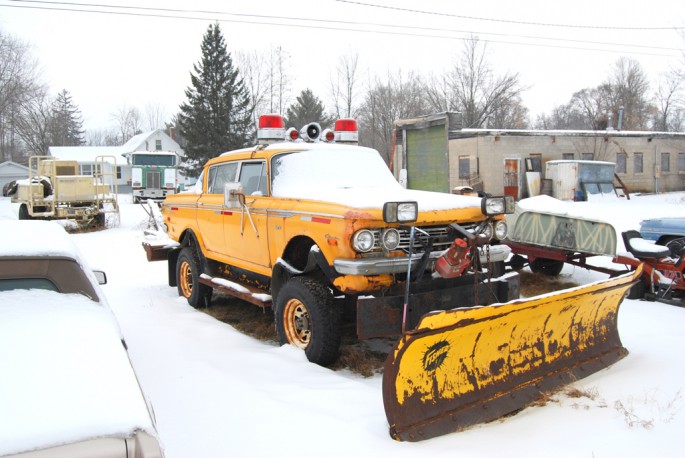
[271,147,400,199]
[0,278,58,292]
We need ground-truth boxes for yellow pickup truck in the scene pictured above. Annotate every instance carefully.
[145,115,518,365]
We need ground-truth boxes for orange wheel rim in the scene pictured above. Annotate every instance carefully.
[179,261,193,298]
[283,298,311,349]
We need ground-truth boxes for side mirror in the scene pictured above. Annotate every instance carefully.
[92,270,107,285]
[224,182,245,208]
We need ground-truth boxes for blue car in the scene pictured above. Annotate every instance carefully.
[640,217,685,257]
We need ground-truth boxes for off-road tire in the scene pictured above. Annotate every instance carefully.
[176,247,212,308]
[664,237,685,258]
[18,204,31,220]
[627,278,646,300]
[529,258,564,276]
[275,276,341,366]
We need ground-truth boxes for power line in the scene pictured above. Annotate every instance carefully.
[335,0,685,31]
[0,0,681,58]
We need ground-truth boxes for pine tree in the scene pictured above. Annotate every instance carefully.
[284,89,333,130]
[178,23,253,176]
[49,89,85,146]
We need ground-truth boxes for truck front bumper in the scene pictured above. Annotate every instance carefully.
[356,271,520,339]
[333,244,511,276]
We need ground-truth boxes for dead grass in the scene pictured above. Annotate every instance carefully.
[519,271,580,297]
[200,272,577,377]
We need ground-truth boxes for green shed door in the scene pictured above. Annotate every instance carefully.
[406,125,448,192]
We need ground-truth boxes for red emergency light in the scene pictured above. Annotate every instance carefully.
[257,114,286,144]
[334,118,358,144]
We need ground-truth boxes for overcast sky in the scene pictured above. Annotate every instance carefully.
[1,0,683,133]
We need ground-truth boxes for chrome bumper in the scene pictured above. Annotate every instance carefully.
[334,245,511,276]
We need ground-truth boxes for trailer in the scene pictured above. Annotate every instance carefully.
[11,155,119,228]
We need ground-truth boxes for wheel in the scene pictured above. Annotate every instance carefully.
[529,258,564,276]
[275,276,341,366]
[18,204,31,220]
[176,247,212,308]
[626,278,646,300]
[508,254,527,271]
[664,237,685,258]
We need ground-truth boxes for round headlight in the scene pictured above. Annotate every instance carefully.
[352,230,375,252]
[381,228,400,251]
[495,220,508,240]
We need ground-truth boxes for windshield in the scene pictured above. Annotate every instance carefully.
[271,147,400,199]
[132,154,176,166]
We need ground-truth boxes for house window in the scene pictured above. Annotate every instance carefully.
[581,153,594,160]
[679,153,685,173]
[81,164,92,176]
[562,153,574,160]
[661,152,670,173]
[634,153,643,174]
[155,140,162,151]
[116,166,122,179]
[616,153,627,173]
[458,156,470,179]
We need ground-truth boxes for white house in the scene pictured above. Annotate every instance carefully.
[48,130,184,191]
[0,161,31,195]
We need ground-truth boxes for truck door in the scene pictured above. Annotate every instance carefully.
[197,162,237,255]
[223,161,271,269]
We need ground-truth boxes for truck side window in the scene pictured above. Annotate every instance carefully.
[239,162,267,196]
[207,163,238,194]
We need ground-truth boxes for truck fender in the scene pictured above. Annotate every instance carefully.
[271,246,340,300]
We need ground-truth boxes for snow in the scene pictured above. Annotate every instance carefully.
[271,146,482,210]
[0,290,155,456]
[1,192,684,457]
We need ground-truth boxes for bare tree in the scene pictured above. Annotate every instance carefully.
[0,29,45,161]
[86,128,120,146]
[267,46,292,114]
[605,58,653,130]
[425,36,527,128]
[143,102,167,131]
[358,70,429,163]
[652,69,684,131]
[111,105,142,143]
[329,52,361,119]
[236,49,271,125]
[14,92,51,154]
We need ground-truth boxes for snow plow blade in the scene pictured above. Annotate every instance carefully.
[382,266,642,442]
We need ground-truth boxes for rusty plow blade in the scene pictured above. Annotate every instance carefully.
[382,266,642,442]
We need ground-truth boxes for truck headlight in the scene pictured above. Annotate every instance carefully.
[495,220,508,239]
[481,196,515,216]
[381,228,400,251]
[383,201,418,223]
[352,230,375,252]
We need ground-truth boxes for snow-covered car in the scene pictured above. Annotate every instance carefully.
[640,217,685,257]
[0,220,163,458]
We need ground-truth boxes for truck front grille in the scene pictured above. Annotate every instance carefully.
[146,171,161,189]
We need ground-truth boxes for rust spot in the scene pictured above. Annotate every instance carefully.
[489,358,506,376]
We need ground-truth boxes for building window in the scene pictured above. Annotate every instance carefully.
[458,156,470,179]
[616,153,627,174]
[562,153,574,160]
[679,153,685,173]
[116,166,122,179]
[155,140,162,151]
[634,153,643,174]
[581,153,594,160]
[80,164,92,176]
[661,152,670,173]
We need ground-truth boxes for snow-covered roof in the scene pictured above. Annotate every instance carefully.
[0,290,155,456]
[0,220,84,258]
[0,160,30,172]
[49,146,122,164]
[455,128,685,138]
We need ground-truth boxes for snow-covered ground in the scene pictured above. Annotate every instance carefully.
[1,193,684,457]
